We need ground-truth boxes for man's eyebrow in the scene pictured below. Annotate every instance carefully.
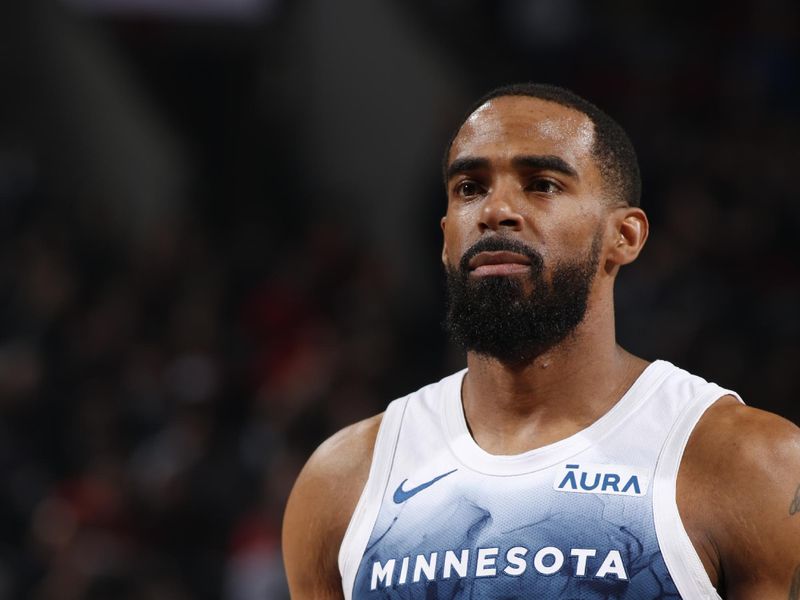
[445,157,491,180]
[512,155,579,179]
[445,155,579,181]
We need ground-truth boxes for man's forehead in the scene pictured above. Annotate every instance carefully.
[450,96,596,164]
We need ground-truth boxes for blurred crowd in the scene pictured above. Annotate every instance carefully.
[0,196,411,598]
[0,0,798,598]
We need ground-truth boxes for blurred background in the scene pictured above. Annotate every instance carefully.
[0,0,798,598]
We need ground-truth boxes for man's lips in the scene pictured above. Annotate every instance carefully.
[468,251,532,277]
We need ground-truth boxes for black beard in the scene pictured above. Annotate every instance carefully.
[444,233,601,365]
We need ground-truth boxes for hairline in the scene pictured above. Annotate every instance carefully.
[445,94,602,182]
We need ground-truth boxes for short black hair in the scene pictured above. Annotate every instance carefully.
[443,83,641,207]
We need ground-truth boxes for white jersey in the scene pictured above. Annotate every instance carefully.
[338,360,741,599]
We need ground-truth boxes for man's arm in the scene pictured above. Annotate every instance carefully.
[679,398,800,599]
[282,415,382,599]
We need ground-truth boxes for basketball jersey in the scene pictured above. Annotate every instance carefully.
[338,360,741,599]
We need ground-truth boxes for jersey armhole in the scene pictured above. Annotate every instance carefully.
[337,396,409,600]
[653,385,742,600]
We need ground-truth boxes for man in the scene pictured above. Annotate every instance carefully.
[283,83,800,599]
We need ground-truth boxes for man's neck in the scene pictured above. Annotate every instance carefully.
[461,331,648,455]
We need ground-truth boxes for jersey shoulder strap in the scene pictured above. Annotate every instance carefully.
[653,372,742,599]
[338,395,408,598]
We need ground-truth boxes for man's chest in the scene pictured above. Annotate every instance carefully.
[351,466,679,599]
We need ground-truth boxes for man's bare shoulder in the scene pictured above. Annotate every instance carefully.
[684,396,800,483]
[282,414,383,599]
[285,413,383,538]
[680,395,800,596]
[304,413,384,496]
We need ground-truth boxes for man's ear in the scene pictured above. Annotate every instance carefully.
[607,207,649,267]
[440,216,449,266]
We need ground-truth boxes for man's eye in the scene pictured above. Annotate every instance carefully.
[455,181,482,198]
[528,179,560,194]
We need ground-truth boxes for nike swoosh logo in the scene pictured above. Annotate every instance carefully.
[392,469,457,504]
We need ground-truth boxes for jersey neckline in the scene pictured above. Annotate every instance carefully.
[441,359,674,476]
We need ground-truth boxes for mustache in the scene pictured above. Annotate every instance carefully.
[458,236,544,273]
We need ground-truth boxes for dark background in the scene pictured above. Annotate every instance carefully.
[0,0,798,598]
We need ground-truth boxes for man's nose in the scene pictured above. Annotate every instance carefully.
[479,185,524,233]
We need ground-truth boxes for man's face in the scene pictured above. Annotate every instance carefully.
[441,96,612,362]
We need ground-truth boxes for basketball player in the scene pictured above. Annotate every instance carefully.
[283,84,800,599]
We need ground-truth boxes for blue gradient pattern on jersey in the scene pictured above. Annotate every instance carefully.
[352,473,681,599]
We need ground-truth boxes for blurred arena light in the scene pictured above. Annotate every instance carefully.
[60,0,278,21]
